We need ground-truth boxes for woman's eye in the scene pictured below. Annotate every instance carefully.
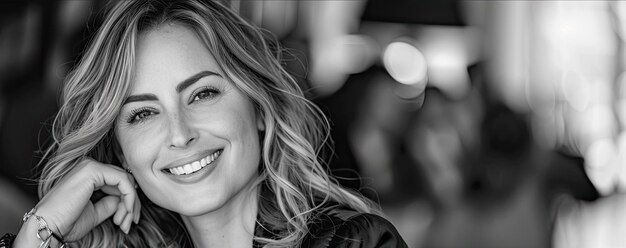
[190,87,220,103]
[127,108,157,124]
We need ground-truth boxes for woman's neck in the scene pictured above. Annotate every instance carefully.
[181,183,259,248]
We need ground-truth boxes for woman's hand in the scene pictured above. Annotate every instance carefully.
[32,157,141,241]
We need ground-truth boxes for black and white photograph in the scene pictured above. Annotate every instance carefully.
[0,0,623,247]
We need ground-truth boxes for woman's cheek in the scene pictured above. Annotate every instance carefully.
[120,122,165,170]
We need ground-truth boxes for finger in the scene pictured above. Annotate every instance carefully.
[98,167,136,213]
[100,185,122,196]
[125,170,136,186]
[121,213,133,234]
[133,194,141,224]
[92,195,120,226]
[108,164,125,172]
[113,201,127,225]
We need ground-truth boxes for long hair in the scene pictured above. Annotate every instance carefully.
[39,0,379,247]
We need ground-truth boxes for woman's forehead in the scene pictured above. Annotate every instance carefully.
[132,24,223,92]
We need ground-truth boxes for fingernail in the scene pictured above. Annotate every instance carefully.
[113,215,121,226]
[121,214,132,234]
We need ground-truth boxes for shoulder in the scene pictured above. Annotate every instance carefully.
[301,207,408,248]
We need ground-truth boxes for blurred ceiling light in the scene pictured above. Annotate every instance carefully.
[415,26,474,100]
[383,40,428,87]
[306,0,366,96]
[543,1,615,60]
[528,1,617,155]
[479,1,531,113]
[427,53,471,100]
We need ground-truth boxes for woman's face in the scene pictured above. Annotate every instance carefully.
[114,24,264,216]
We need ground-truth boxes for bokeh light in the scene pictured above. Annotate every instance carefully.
[383,40,428,86]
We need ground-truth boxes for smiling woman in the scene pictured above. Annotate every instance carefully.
[115,24,266,232]
[4,0,407,248]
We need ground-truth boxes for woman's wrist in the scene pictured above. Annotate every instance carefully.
[13,215,44,248]
[27,207,65,245]
[13,208,67,248]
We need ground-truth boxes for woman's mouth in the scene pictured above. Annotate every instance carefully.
[165,149,223,175]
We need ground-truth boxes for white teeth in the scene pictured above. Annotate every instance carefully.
[191,161,201,171]
[183,164,193,174]
[167,150,222,176]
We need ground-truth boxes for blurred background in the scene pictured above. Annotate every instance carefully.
[1,0,626,247]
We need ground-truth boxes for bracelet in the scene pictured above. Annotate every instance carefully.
[0,233,16,248]
[23,208,67,248]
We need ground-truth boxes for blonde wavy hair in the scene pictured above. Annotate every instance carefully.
[38,0,379,247]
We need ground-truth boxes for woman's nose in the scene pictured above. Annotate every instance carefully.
[167,113,198,149]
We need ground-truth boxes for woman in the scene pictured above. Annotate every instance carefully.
[5,0,407,247]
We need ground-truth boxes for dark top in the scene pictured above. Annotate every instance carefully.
[255,206,408,248]
[0,207,408,248]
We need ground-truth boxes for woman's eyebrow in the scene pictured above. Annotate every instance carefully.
[175,70,221,93]
[124,94,158,104]
[123,70,221,105]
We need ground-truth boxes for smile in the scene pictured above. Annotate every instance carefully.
[167,149,222,175]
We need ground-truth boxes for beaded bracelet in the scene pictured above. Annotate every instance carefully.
[23,208,67,248]
[0,233,16,248]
